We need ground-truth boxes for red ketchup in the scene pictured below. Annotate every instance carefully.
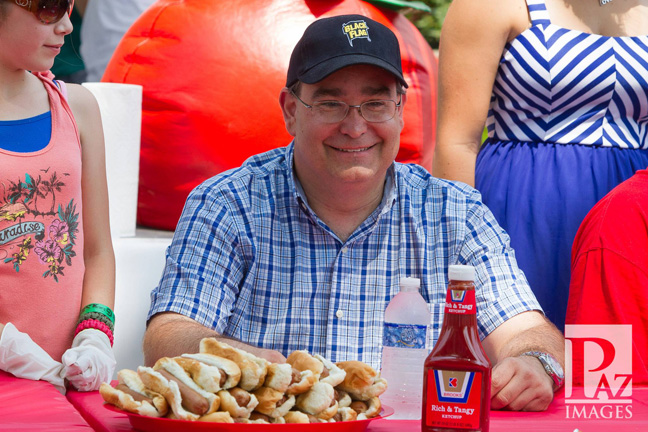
[422,265,491,431]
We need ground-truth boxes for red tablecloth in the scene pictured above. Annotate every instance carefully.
[67,385,648,432]
[0,371,93,431]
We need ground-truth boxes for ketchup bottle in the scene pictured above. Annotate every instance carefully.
[422,265,491,432]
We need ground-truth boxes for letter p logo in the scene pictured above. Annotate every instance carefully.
[565,325,632,402]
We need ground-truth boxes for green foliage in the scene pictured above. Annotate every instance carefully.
[365,0,451,49]
[402,0,450,49]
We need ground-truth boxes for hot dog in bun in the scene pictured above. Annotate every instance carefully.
[197,411,234,423]
[314,354,346,387]
[295,381,338,419]
[286,350,323,378]
[99,369,168,417]
[350,396,382,419]
[265,362,316,395]
[138,358,220,420]
[200,338,269,391]
[283,410,325,423]
[253,386,296,418]
[178,353,241,391]
[333,406,359,422]
[217,387,259,419]
[335,361,387,400]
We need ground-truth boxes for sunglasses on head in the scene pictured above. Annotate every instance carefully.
[9,0,74,24]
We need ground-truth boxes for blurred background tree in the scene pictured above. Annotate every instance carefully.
[404,0,449,49]
[365,0,450,49]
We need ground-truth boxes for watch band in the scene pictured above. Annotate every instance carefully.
[520,351,565,392]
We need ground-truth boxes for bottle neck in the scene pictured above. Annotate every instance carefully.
[439,280,478,327]
[429,279,489,366]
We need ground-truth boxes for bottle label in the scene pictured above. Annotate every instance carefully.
[382,322,427,349]
[425,369,483,429]
[444,289,476,315]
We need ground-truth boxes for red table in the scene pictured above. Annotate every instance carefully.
[67,385,648,432]
[0,371,93,431]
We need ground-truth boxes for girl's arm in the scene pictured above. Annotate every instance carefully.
[432,0,529,186]
[65,84,116,311]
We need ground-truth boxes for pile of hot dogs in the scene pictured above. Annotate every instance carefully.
[100,338,387,423]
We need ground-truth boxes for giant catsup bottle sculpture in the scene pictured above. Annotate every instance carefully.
[103,0,438,230]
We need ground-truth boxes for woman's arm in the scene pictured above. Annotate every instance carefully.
[432,0,529,186]
[66,84,116,311]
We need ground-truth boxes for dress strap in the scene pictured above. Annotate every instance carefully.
[525,0,551,27]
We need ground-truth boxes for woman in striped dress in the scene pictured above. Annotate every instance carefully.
[433,0,648,330]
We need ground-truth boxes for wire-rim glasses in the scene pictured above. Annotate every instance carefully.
[290,90,402,123]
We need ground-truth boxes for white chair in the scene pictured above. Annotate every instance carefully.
[84,83,173,374]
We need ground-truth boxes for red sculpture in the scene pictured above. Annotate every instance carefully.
[104,0,438,230]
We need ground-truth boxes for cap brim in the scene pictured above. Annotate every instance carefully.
[297,54,409,88]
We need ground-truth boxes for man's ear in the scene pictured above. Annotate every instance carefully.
[398,91,407,130]
[279,88,297,137]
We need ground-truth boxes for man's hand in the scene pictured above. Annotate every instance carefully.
[490,355,554,411]
[246,346,286,363]
[144,312,287,366]
[482,311,564,411]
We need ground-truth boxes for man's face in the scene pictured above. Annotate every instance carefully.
[282,65,405,190]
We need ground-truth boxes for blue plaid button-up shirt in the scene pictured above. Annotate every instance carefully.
[149,143,541,369]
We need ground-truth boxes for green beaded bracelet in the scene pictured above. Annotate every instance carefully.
[79,303,115,324]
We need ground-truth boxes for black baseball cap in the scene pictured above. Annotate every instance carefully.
[286,14,408,88]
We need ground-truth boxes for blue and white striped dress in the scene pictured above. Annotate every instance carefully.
[475,0,648,330]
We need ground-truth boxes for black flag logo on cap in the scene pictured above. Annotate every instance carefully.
[342,20,371,46]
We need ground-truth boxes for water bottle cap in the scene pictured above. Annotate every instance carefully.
[448,265,475,281]
[399,277,421,291]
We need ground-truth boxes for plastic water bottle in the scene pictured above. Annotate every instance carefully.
[380,277,431,420]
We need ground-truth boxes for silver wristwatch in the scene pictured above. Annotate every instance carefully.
[520,351,565,392]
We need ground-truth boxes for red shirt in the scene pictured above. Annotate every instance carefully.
[566,169,648,384]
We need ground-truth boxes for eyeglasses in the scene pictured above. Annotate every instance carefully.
[8,0,74,24]
[290,90,402,123]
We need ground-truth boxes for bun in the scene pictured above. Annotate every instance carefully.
[99,369,168,417]
[283,410,311,423]
[200,338,268,391]
[336,390,352,408]
[333,406,359,422]
[287,350,324,376]
[217,387,259,419]
[197,411,234,423]
[295,381,336,415]
[180,352,241,390]
[355,397,382,419]
[263,363,293,392]
[138,366,203,421]
[335,361,387,400]
[285,369,317,395]
[253,386,295,418]
[314,354,346,387]
[138,358,220,420]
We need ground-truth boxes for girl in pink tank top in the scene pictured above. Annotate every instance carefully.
[0,0,115,393]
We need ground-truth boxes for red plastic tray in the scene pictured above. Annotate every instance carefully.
[105,404,394,432]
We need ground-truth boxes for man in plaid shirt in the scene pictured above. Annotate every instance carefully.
[144,15,564,411]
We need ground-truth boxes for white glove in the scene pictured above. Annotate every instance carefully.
[0,322,66,393]
[61,328,116,391]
